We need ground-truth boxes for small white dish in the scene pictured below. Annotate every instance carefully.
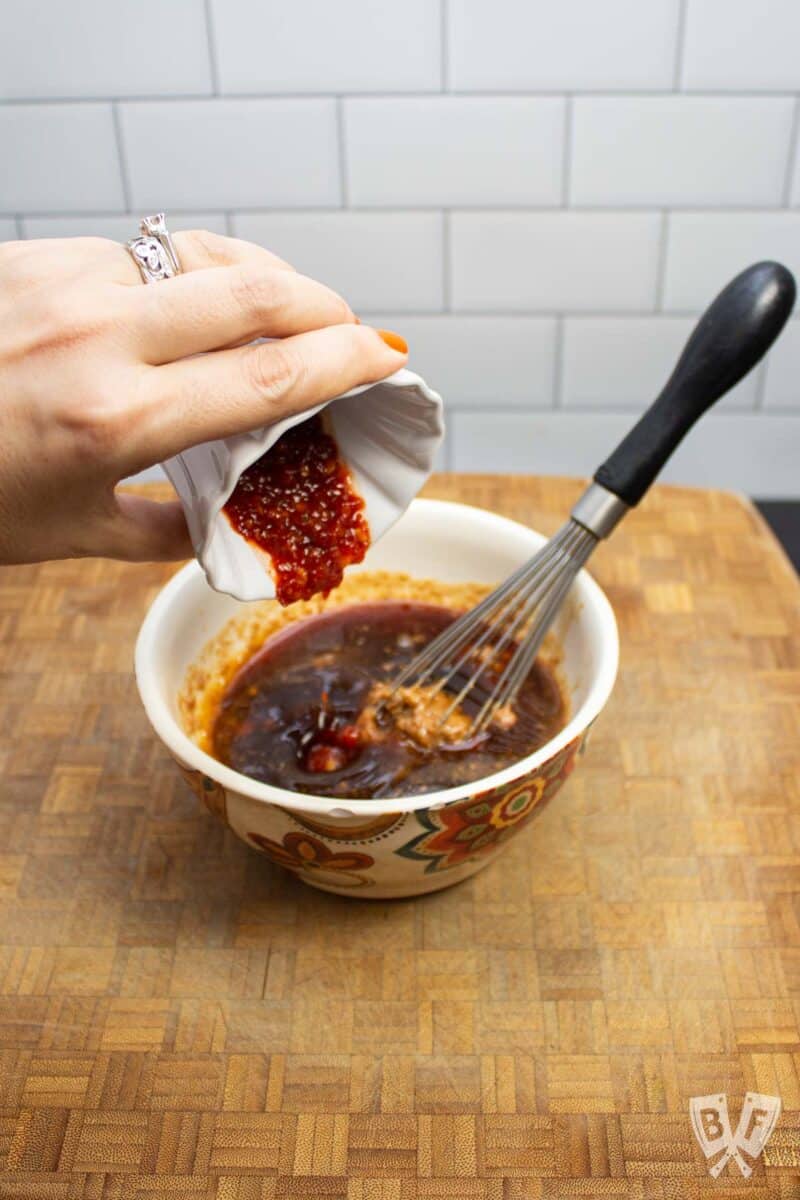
[162,368,444,602]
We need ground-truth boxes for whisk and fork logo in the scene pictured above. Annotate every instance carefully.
[689,1092,781,1177]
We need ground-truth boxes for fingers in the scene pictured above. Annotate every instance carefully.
[96,493,193,562]
[172,229,295,273]
[130,262,355,363]
[115,227,295,287]
[124,323,408,469]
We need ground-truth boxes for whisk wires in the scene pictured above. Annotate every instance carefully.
[382,518,598,736]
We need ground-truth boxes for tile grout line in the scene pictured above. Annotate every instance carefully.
[552,316,565,408]
[444,424,454,470]
[654,211,670,312]
[202,0,221,95]
[781,96,800,206]
[336,98,349,208]
[351,307,800,320]
[3,89,800,103]
[110,102,133,212]
[561,95,573,207]
[441,402,798,417]
[6,203,800,217]
[440,0,448,92]
[753,360,769,412]
[326,308,800,322]
[672,0,689,90]
[441,211,451,312]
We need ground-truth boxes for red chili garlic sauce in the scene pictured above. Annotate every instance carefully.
[211,601,567,800]
[222,414,370,606]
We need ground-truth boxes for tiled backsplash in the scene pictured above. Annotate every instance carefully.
[1,0,799,494]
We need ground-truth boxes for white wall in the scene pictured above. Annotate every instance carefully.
[1,0,799,495]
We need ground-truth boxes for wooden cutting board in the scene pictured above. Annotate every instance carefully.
[1,475,799,1198]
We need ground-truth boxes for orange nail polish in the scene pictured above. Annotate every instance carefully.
[377,328,408,354]
[354,316,361,324]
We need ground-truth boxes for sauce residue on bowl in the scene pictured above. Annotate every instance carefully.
[211,600,567,799]
[223,414,370,606]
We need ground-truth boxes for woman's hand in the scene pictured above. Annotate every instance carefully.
[0,230,407,564]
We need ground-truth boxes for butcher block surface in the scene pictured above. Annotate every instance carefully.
[1,474,799,1197]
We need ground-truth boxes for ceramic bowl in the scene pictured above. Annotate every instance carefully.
[135,499,619,899]
[162,367,443,602]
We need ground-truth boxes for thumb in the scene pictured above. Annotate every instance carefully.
[104,492,193,562]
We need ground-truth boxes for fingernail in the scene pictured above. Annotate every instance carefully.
[377,328,408,354]
[354,315,361,325]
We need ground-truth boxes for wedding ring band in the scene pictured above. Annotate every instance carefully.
[126,213,182,283]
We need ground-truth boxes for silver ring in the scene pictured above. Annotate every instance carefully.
[126,212,181,283]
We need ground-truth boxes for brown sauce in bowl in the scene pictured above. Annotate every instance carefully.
[212,601,567,799]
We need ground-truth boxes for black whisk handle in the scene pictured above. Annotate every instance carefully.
[593,261,796,507]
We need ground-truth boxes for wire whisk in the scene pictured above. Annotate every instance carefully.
[380,261,796,737]
[386,516,598,735]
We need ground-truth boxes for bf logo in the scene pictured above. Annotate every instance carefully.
[690,1092,781,1177]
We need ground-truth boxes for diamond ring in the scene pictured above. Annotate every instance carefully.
[126,213,182,283]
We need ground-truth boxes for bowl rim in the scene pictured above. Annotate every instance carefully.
[134,498,619,817]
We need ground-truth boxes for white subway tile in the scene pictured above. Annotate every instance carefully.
[119,100,339,210]
[683,0,800,91]
[763,320,800,410]
[212,0,441,93]
[345,98,564,207]
[452,410,636,474]
[449,0,679,91]
[233,211,443,311]
[451,411,800,495]
[0,104,124,214]
[654,417,800,494]
[562,317,757,412]
[571,97,793,207]
[22,213,228,241]
[0,0,211,99]
[788,137,800,206]
[450,212,660,312]
[663,212,800,311]
[361,316,556,407]
[0,220,17,243]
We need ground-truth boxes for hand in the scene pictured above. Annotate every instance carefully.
[0,230,407,564]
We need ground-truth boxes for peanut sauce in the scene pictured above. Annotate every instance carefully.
[212,601,567,799]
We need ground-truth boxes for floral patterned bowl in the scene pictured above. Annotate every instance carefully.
[135,499,618,898]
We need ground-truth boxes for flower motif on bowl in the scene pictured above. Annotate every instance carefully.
[396,736,581,874]
[247,830,376,889]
